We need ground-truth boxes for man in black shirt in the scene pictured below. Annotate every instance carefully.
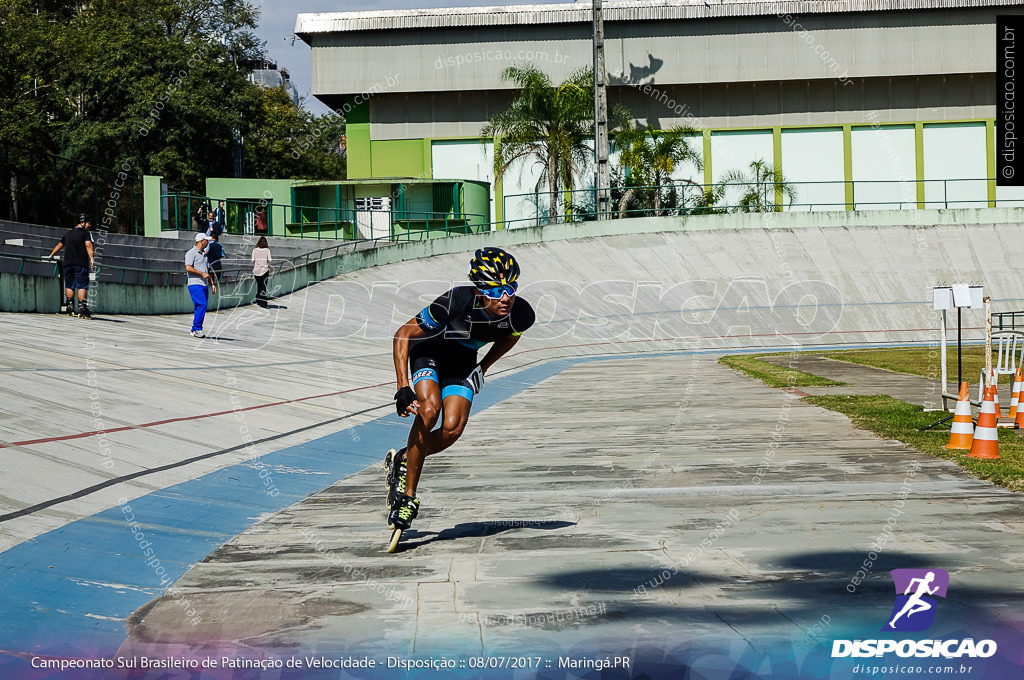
[387,247,535,532]
[48,213,96,318]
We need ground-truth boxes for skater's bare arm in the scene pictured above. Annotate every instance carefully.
[86,240,94,266]
[393,318,430,389]
[479,335,521,374]
[48,243,63,258]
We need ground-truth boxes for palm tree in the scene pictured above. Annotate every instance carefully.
[610,106,651,219]
[611,105,702,218]
[647,127,702,215]
[482,64,593,221]
[720,158,797,212]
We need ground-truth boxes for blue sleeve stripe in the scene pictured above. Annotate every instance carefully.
[418,305,443,331]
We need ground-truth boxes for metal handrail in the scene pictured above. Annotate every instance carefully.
[502,176,1013,229]
[992,311,1024,332]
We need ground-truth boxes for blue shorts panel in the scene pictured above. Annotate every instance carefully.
[64,265,90,290]
[412,366,439,386]
[410,354,475,404]
[441,384,474,402]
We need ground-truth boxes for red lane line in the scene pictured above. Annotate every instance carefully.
[1,326,978,449]
[1,381,392,449]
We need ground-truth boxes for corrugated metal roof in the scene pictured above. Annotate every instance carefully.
[295,0,1017,35]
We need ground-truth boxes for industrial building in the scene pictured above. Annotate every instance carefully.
[296,0,1023,226]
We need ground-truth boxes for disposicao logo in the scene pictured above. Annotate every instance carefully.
[883,568,949,632]
[831,568,997,659]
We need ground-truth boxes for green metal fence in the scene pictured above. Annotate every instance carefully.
[502,177,1018,230]
[161,193,488,241]
[161,177,1020,240]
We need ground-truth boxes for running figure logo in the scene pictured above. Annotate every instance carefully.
[882,569,950,632]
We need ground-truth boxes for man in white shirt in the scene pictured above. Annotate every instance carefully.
[185,233,218,338]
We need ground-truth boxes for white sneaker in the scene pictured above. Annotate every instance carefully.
[190,330,205,338]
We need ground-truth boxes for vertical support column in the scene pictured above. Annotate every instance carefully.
[843,124,854,210]
[986,119,997,208]
[915,122,926,209]
[493,136,504,229]
[773,126,783,210]
[593,0,610,221]
[703,129,713,196]
[335,183,342,238]
[423,139,433,179]
[143,175,164,237]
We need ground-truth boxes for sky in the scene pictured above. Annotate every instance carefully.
[254,0,568,115]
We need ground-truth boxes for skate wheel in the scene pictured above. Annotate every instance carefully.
[387,528,403,553]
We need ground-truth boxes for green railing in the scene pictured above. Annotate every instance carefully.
[163,194,272,236]
[161,193,487,241]
[502,177,1017,229]
[993,312,1024,332]
[162,178,1018,240]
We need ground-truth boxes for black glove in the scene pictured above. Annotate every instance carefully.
[395,386,418,415]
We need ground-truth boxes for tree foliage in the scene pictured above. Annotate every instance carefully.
[0,0,345,195]
[482,64,593,220]
[611,104,703,218]
[719,158,797,212]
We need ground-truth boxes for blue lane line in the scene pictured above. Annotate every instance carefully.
[0,340,941,657]
[0,356,580,657]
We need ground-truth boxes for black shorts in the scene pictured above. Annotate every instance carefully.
[409,347,477,403]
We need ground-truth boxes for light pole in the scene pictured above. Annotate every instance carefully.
[593,0,610,220]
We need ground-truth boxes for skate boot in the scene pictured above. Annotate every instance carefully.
[385,448,408,510]
[77,302,91,319]
[388,495,420,531]
[62,297,76,316]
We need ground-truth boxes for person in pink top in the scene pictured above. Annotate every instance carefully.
[251,237,272,307]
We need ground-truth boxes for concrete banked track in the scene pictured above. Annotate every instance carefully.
[1,209,1023,680]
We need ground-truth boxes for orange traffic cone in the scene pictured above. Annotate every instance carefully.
[1016,388,1024,428]
[969,385,1000,459]
[987,368,1003,417]
[944,382,974,450]
[989,369,1002,418]
[1009,369,1022,420]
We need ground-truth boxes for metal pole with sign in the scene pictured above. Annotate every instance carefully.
[933,284,983,411]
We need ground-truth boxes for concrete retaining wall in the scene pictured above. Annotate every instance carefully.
[3,207,1023,326]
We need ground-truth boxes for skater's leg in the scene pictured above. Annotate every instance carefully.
[403,379,441,497]
[425,394,472,455]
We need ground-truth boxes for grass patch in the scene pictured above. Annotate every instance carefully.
[822,347,995,382]
[805,394,1024,492]
[719,354,845,388]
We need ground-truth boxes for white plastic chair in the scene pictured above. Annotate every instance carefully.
[978,331,1024,401]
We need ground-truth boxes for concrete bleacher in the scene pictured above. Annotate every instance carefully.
[0,220,357,312]
[0,220,349,283]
